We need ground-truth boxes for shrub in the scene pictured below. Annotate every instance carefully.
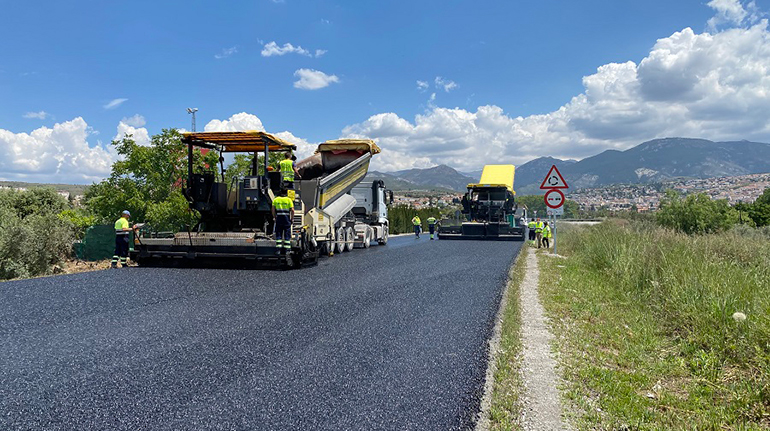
[0,188,76,280]
[656,190,739,234]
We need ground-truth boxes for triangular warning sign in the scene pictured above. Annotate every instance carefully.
[539,165,569,189]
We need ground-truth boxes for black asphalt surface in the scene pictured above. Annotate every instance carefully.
[0,235,521,430]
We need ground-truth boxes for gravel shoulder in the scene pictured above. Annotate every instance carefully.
[519,249,568,431]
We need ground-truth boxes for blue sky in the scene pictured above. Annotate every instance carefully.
[2,0,770,182]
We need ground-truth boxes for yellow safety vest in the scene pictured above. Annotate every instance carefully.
[535,222,543,233]
[527,221,536,229]
[412,217,421,226]
[543,226,552,238]
[279,159,294,181]
[273,196,294,224]
[114,217,129,235]
[427,217,437,225]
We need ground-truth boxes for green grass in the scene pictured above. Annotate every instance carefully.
[488,246,527,430]
[539,220,770,430]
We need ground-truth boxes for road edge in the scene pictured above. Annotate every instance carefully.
[474,245,526,431]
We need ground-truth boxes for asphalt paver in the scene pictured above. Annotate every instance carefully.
[0,236,522,430]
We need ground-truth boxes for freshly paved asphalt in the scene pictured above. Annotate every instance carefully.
[0,235,522,430]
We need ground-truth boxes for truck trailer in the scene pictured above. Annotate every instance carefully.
[130,132,390,268]
[438,164,526,241]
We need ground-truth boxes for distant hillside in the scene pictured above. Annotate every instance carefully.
[394,165,475,191]
[367,165,474,192]
[0,181,89,196]
[514,138,770,193]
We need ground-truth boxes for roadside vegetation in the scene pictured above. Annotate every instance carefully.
[0,188,75,280]
[488,246,527,430]
[387,205,446,234]
[539,218,769,429]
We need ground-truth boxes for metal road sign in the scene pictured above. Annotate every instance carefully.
[544,189,565,209]
[539,165,569,189]
[547,207,564,216]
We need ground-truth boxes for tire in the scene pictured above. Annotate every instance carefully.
[335,227,345,254]
[378,226,389,245]
[363,228,371,248]
[344,227,355,252]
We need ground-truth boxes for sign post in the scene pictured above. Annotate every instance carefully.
[540,165,569,255]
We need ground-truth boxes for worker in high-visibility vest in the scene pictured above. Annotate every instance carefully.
[542,221,552,249]
[535,218,544,249]
[426,216,437,240]
[111,210,137,268]
[279,152,300,190]
[272,189,295,255]
[527,218,536,245]
[411,215,422,239]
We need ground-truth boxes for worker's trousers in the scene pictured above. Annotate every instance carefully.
[528,229,536,242]
[275,223,292,253]
[428,224,435,239]
[535,232,543,248]
[413,225,421,237]
[112,234,129,267]
[542,237,550,248]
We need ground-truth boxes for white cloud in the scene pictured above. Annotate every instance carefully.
[23,111,48,119]
[214,46,238,59]
[261,41,327,58]
[435,76,458,92]
[114,120,151,147]
[293,68,340,90]
[121,114,146,127]
[273,131,316,160]
[204,113,317,161]
[343,16,770,172]
[315,49,327,57]
[204,112,266,132]
[416,80,429,92]
[0,118,117,183]
[103,98,128,110]
[707,0,760,31]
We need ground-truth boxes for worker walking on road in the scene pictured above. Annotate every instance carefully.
[411,215,422,239]
[111,210,136,268]
[272,189,295,255]
[527,218,536,245]
[426,215,437,240]
[279,152,300,190]
[542,221,552,249]
[535,217,544,248]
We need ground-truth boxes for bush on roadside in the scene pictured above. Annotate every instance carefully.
[656,190,739,234]
[0,188,76,280]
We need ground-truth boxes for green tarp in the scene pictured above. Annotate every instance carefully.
[74,224,133,261]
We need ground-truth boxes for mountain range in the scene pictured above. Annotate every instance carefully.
[366,138,770,193]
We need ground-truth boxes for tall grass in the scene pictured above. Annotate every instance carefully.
[542,220,770,429]
[387,205,444,234]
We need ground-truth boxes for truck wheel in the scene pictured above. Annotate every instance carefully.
[335,227,346,254]
[378,226,389,245]
[363,229,371,248]
[344,227,355,252]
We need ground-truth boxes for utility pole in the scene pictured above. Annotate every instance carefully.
[186,108,198,132]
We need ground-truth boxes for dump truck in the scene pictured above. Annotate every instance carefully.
[438,164,526,240]
[130,132,389,268]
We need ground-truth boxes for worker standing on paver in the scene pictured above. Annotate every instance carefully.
[111,210,136,268]
[527,218,536,245]
[272,189,295,255]
[535,217,544,248]
[411,215,422,239]
[279,152,300,190]
[542,221,552,249]
[426,215,437,240]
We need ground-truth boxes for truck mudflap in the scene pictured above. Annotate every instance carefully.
[438,222,525,241]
